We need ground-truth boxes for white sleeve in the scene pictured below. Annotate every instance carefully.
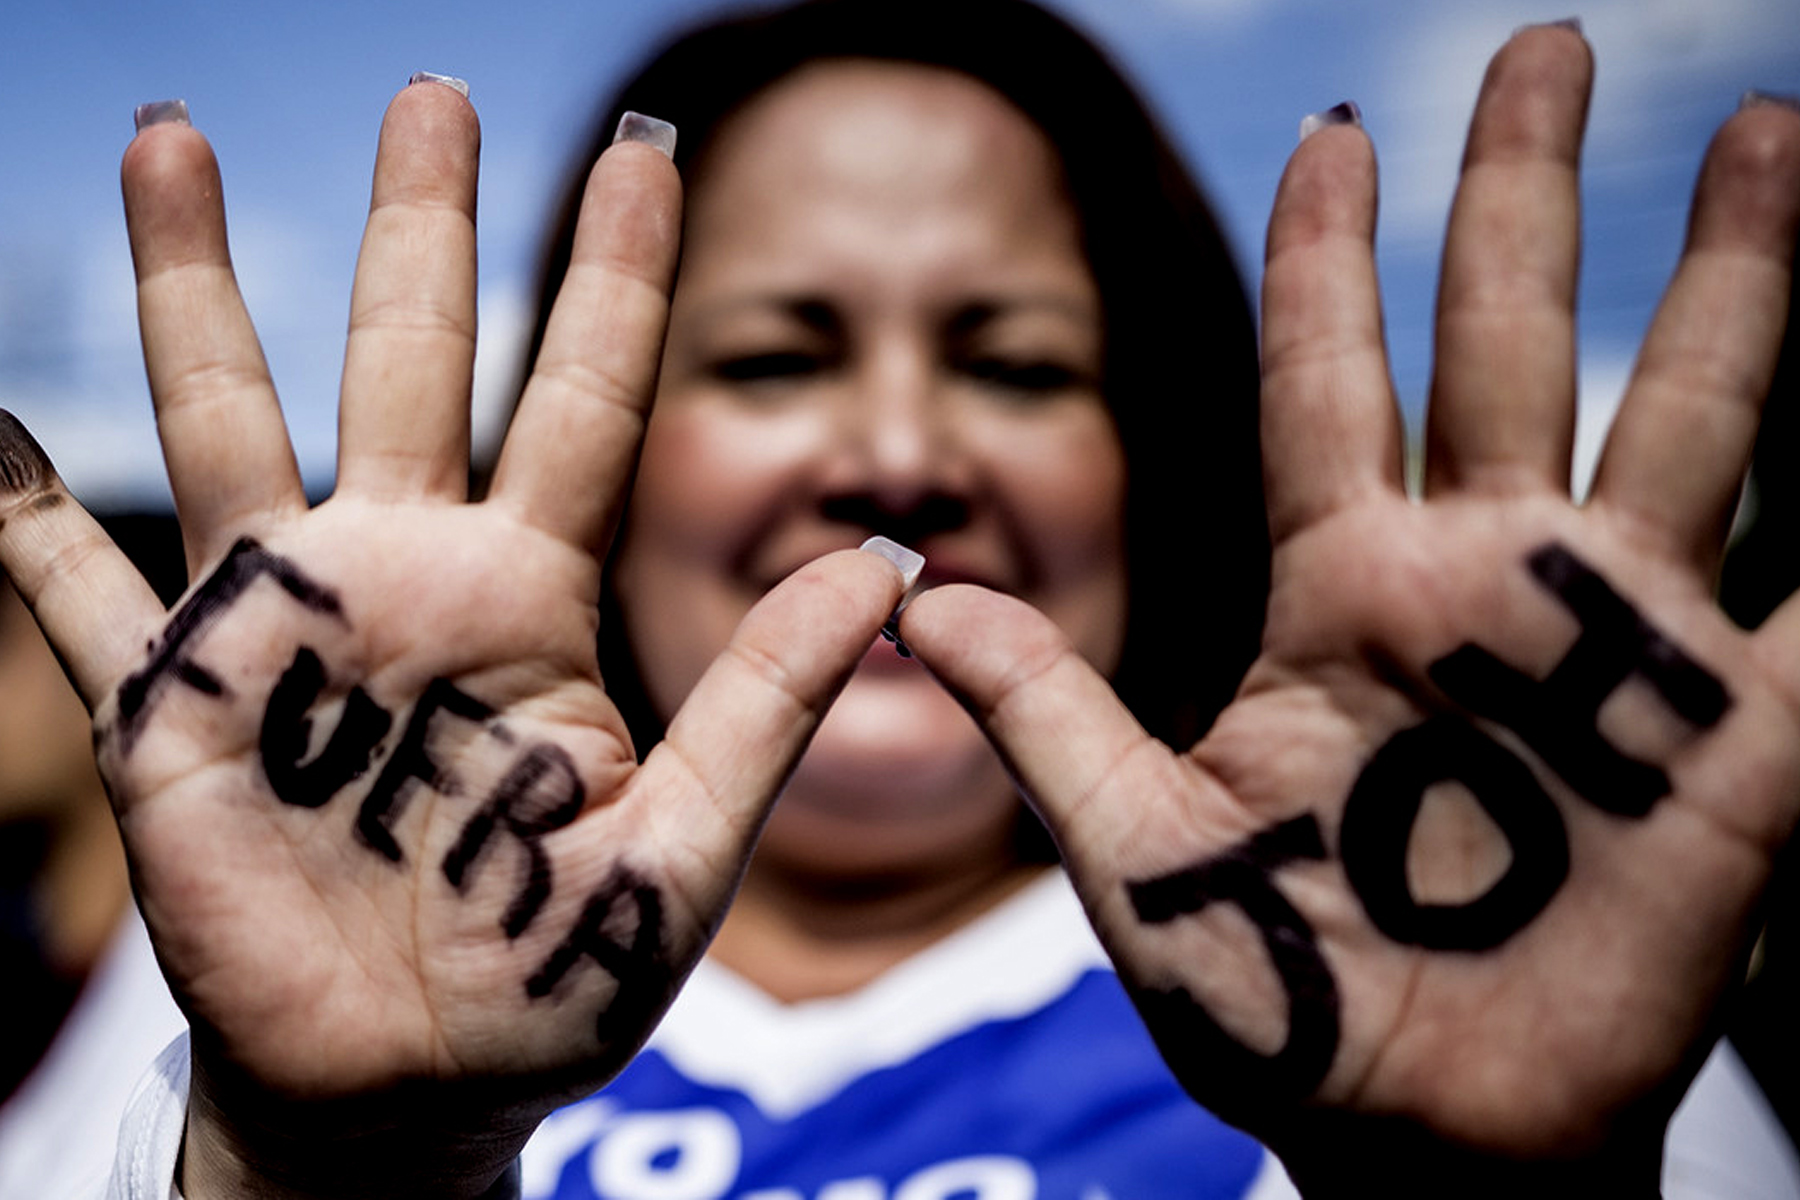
[94,1032,524,1200]
[1242,1149,1302,1200]
[102,1032,190,1200]
[1664,1041,1800,1200]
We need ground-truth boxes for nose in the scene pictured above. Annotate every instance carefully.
[817,334,972,540]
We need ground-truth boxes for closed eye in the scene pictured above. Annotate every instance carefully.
[711,351,831,383]
[960,357,1084,393]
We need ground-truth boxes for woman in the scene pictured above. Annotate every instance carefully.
[3,2,1798,1198]
[514,3,1281,1195]
[512,5,1797,1196]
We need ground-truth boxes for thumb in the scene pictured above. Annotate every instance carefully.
[898,582,1211,878]
[640,545,912,856]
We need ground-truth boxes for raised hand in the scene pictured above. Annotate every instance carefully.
[0,82,907,1198]
[902,25,1800,1193]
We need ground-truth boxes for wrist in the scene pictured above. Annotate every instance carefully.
[181,1055,537,1200]
[1268,1111,1665,1200]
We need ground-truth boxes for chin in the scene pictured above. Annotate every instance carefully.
[782,668,1010,822]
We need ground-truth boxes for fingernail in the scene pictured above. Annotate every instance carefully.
[1741,90,1800,114]
[133,100,190,131]
[409,70,470,97]
[859,536,925,591]
[613,111,678,159]
[1514,17,1583,36]
[1299,101,1361,142]
[879,617,914,659]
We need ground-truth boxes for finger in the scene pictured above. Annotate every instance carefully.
[123,109,306,575]
[0,413,167,707]
[1590,100,1800,572]
[1260,107,1405,546]
[335,76,481,502]
[896,583,1209,881]
[488,122,682,554]
[1424,23,1592,498]
[633,547,907,857]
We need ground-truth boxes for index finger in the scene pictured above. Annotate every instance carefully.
[895,583,1192,874]
[487,117,682,554]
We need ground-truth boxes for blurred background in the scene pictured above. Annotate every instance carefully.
[1,0,1794,507]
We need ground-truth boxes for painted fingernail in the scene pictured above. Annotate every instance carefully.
[860,536,925,591]
[1514,16,1583,36]
[879,617,914,659]
[409,70,470,97]
[133,100,190,131]
[1299,101,1362,142]
[613,111,678,159]
[1741,90,1800,114]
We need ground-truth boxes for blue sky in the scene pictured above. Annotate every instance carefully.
[0,0,1795,507]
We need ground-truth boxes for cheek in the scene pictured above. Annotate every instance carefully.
[624,399,831,555]
[626,408,754,557]
[613,401,819,718]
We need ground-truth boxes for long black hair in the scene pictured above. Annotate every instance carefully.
[525,0,1268,760]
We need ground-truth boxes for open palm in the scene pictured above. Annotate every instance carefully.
[903,27,1800,1192]
[0,84,906,1197]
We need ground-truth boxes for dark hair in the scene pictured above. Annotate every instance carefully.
[526,0,1267,762]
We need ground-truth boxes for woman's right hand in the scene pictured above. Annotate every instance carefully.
[0,82,908,1199]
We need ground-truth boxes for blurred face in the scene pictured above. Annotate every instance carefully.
[616,61,1127,870]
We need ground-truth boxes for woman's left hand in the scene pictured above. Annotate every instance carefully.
[903,25,1800,1193]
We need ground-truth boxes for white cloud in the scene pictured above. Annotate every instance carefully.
[1048,0,1270,35]
[35,198,545,502]
[1572,349,1634,499]
[225,210,358,486]
[0,387,172,509]
[472,283,532,469]
[55,204,356,500]
[21,205,354,501]
[1136,0,1271,22]
[1375,0,1798,229]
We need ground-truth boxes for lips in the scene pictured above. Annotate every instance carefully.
[912,557,1007,594]
[750,532,1014,603]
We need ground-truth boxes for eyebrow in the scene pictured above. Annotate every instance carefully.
[942,298,1098,338]
[680,295,841,335]
[685,290,1098,331]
